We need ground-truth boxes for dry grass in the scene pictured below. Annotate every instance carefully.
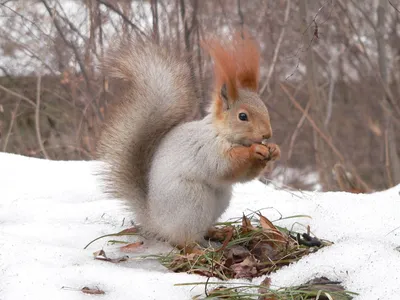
[158,212,332,280]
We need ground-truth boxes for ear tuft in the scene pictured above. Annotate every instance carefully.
[202,30,261,118]
[233,30,260,92]
[201,38,238,101]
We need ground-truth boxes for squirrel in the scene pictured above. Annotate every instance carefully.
[97,31,281,249]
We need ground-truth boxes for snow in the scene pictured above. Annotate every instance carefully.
[0,152,400,300]
[265,166,321,191]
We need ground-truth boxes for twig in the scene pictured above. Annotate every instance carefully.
[40,0,104,122]
[150,0,159,44]
[57,2,87,42]
[237,0,244,28]
[336,0,400,118]
[389,0,400,14]
[287,99,311,160]
[1,2,51,39]
[280,83,345,163]
[260,0,291,95]
[40,145,92,159]
[2,99,21,152]
[0,37,56,75]
[96,0,146,36]
[40,0,89,89]
[35,75,50,159]
[0,84,36,107]
[302,0,333,33]
[285,0,334,80]
[384,128,394,187]
[205,249,217,297]
[350,0,376,30]
[324,72,335,127]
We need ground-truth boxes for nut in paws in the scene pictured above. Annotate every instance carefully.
[250,144,270,161]
[264,143,280,161]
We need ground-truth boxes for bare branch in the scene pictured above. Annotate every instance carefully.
[40,0,90,88]
[96,0,146,36]
[384,128,394,187]
[237,0,244,28]
[35,75,50,159]
[2,99,21,152]
[0,84,36,107]
[287,99,311,160]
[280,83,372,192]
[260,0,291,95]
[150,0,159,43]
[281,82,345,163]
[388,0,400,13]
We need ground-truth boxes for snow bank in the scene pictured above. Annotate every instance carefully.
[0,152,399,299]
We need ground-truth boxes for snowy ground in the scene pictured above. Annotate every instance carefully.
[1,152,400,300]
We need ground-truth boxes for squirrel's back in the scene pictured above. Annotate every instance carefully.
[97,38,198,217]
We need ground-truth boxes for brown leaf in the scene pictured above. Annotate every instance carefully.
[224,245,251,268]
[120,241,144,253]
[108,255,129,263]
[251,242,279,261]
[182,245,205,255]
[258,214,276,231]
[216,226,234,252]
[93,249,107,259]
[93,249,129,263]
[226,245,251,260]
[192,269,215,277]
[169,253,202,272]
[241,214,255,233]
[231,255,258,279]
[301,276,347,293]
[206,226,231,241]
[258,277,277,300]
[258,213,288,245]
[81,287,105,295]
[118,227,138,234]
[367,117,382,137]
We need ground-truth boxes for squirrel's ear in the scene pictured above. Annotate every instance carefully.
[220,83,230,110]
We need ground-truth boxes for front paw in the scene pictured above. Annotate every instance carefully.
[263,143,280,161]
[250,144,270,161]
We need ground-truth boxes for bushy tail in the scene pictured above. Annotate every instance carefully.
[97,38,198,219]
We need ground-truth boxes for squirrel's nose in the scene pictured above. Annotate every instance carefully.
[263,132,272,140]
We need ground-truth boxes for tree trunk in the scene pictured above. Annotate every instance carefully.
[376,0,400,187]
[299,0,336,191]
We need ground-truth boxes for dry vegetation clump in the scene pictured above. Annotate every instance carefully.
[159,212,332,280]
[85,212,331,280]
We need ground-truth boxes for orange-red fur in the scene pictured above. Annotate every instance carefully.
[224,143,281,183]
[233,31,260,91]
[203,30,261,118]
[202,38,238,100]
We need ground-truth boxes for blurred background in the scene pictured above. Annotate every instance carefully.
[0,0,399,192]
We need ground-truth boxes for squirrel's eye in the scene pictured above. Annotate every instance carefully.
[238,112,248,121]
